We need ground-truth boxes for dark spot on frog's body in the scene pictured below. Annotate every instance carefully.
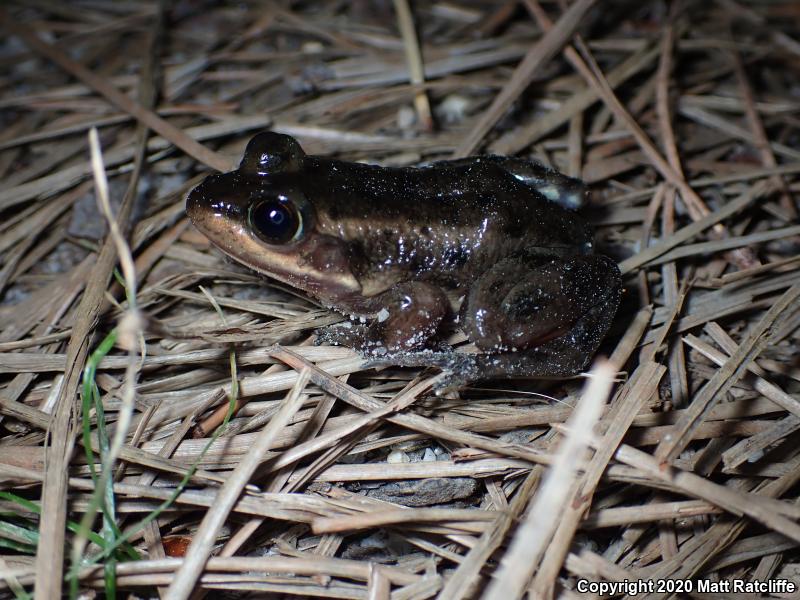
[503,217,526,239]
[326,204,341,220]
[441,246,469,269]
[406,253,426,274]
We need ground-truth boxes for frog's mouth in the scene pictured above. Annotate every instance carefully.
[186,175,362,303]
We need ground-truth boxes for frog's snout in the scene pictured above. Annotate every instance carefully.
[186,173,249,227]
[185,182,205,223]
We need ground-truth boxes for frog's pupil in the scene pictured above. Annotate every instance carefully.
[250,199,300,244]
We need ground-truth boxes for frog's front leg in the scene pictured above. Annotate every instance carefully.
[463,254,621,364]
[321,281,449,354]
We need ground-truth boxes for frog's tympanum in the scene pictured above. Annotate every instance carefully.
[187,132,621,387]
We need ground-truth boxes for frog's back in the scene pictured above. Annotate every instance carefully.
[303,157,507,221]
[300,157,594,269]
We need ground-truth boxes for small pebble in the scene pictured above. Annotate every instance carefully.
[387,450,409,463]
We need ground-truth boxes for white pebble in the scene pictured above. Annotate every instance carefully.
[387,451,409,464]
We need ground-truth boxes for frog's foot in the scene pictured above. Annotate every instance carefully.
[363,347,582,393]
[315,321,370,348]
[363,350,482,392]
[365,349,471,371]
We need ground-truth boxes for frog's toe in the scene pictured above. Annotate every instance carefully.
[363,350,481,390]
[315,322,369,347]
[367,349,455,369]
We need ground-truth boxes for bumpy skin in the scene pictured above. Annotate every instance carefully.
[186,132,621,386]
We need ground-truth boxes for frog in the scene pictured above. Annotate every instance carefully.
[186,131,621,387]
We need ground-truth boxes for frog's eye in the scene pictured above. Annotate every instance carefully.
[249,197,303,245]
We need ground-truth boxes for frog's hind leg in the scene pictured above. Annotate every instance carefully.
[462,253,621,369]
[468,288,621,381]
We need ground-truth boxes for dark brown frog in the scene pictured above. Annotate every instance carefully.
[186,132,621,387]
